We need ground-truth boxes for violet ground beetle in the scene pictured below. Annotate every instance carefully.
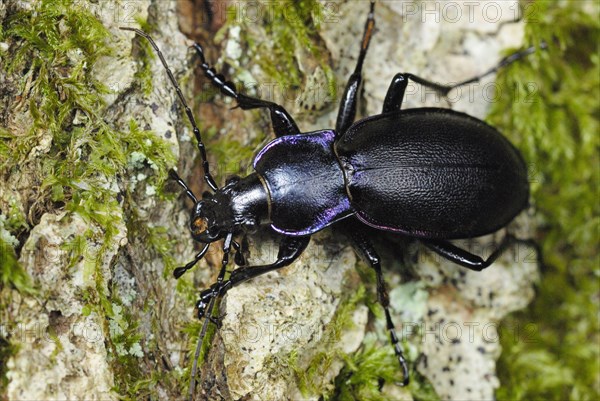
[121,1,543,398]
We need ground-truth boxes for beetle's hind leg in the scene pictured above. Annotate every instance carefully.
[382,45,545,113]
[421,234,540,271]
[191,43,300,137]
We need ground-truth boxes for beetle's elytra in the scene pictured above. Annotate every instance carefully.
[121,1,539,397]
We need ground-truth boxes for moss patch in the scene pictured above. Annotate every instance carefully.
[219,0,336,107]
[487,2,599,400]
[0,336,16,393]
[299,285,367,397]
[1,0,179,397]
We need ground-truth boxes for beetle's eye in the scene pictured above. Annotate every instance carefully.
[192,216,209,236]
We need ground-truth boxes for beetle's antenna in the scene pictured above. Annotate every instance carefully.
[169,169,198,203]
[120,27,219,192]
[174,243,210,279]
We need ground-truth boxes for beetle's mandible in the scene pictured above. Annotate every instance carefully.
[121,1,540,397]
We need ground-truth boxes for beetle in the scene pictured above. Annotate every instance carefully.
[121,0,540,395]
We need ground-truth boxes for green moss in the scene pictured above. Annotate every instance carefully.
[2,0,175,212]
[0,336,17,393]
[1,0,180,397]
[129,18,156,96]
[487,2,599,400]
[3,0,110,138]
[61,228,153,397]
[208,125,264,179]
[331,337,401,401]
[222,0,336,108]
[330,336,438,401]
[0,234,33,294]
[0,127,17,175]
[330,277,434,400]
[104,301,148,398]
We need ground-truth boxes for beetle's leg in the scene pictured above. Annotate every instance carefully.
[232,236,250,266]
[422,234,539,272]
[344,223,410,386]
[194,236,308,322]
[188,232,234,400]
[189,235,308,399]
[335,1,375,136]
[382,71,481,111]
[192,44,300,137]
[196,233,234,310]
[382,73,410,113]
[442,44,544,90]
[382,44,544,113]
[214,236,310,294]
[382,71,483,112]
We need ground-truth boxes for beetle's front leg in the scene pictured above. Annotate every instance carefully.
[192,44,300,137]
[226,235,310,288]
[196,236,310,318]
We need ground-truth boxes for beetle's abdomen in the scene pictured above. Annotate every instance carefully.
[253,130,352,235]
[335,109,529,239]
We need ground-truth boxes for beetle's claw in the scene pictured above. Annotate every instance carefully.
[207,313,227,328]
[173,266,189,279]
[234,251,247,266]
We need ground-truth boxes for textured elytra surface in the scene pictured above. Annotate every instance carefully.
[336,109,528,239]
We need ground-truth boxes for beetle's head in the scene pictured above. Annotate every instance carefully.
[190,197,232,243]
